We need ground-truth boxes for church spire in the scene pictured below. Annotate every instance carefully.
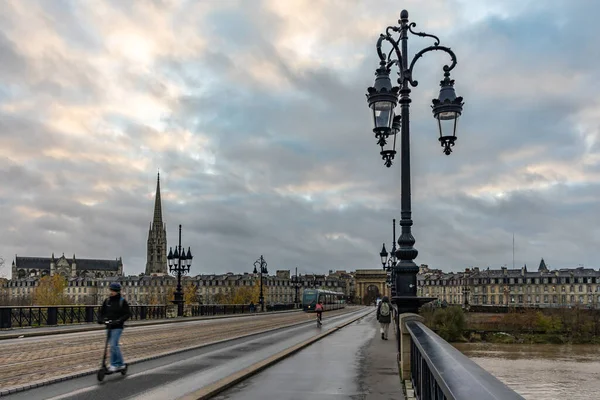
[153,171,163,229]
[146,170,168,276]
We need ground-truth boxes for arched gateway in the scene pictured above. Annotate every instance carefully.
[354,269,391,305]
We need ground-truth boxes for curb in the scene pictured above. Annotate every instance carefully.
[177,309,374,400]
[0,309,302,341]
[0,308,366,397]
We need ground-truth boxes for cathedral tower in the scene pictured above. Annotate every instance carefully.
[145,172,168,275]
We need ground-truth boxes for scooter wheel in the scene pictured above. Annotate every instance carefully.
[121,365,128,375]
[97,369,105,381]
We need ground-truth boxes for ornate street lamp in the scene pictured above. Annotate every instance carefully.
[366,9,464,315]
[253,255,268,312]
[380,219,398,297]
[291,267,302,308]
[167,224,193,317]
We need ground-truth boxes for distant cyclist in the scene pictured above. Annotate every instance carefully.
[315,301,323,323]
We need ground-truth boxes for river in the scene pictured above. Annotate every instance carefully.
[453,343,600,399]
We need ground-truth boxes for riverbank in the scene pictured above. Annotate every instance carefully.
[464,331,600,344]
[422,306,600,344]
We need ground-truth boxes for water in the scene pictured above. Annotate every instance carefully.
[453,343,600,400]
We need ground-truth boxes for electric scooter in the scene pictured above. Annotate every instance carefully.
[97,320,128,382]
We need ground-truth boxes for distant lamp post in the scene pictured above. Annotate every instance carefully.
[291,267,302,308]
[366,9,463,315]
[379,219,398,297]
[167,224,193,317]
[253,255,268,312]
[462,286,471,310]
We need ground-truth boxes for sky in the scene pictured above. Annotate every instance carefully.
[1,0,599,277]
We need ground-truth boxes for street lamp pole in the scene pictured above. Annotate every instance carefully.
[380,218,398,298]
[167,224,193,317]
[292,267,301,308]
[253,255,268,312]
[367,9,464,314]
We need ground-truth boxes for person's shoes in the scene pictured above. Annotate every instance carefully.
[384,337,388,340]
[381,333,385,339]
[108,365,118,372]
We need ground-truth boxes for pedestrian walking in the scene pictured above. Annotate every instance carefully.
[98,282,131,372]
[377,296,392,340]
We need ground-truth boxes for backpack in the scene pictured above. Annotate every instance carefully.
[104,297,125,309]
[380,302,390,317]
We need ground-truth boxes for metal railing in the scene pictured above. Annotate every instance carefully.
[0,303,297,329]
[405,320,525,400]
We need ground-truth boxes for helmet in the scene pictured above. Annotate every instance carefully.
[109,282,121,292]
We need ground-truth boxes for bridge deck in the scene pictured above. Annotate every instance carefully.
[5,307,400,399]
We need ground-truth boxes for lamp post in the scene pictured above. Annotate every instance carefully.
[366,9,464,314]
[253,255,268,312]
[462,286,471,310]
[380,219,398,298]
[167,224,193,317]
[291,267,302,308]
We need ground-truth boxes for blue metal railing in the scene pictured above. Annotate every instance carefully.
[405,320,525,400]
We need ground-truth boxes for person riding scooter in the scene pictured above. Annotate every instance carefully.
[98,282,131,372]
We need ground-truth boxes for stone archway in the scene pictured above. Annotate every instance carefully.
[354,269,390,305]
[364,284,380,305]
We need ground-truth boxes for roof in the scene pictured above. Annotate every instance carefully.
[15,256,122,271]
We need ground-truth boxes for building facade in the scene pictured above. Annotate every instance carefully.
[11,253,123,280]
[1,270,348,306]
[145,172,168,275]
[418,259,600,308]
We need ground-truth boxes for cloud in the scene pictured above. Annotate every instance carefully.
[0,0,599,278]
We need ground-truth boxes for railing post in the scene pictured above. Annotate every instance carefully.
[0,308,11,329]
[398,313,424,381]
[85,306,95,323]
[47,307,58,326]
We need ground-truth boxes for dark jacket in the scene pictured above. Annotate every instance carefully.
[98,294,131,329]
[377,299,392,323]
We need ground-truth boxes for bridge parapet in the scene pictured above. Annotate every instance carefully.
[399,312,525,400]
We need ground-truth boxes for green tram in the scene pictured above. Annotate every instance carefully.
[302,289,345,312]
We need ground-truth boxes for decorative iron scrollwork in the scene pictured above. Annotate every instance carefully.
[408,22,440,46]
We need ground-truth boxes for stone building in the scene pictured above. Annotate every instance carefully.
[354,269,391,304]
[1,269,347,306]
[418,259,600,308]
[145,172,168,276]
[11,253,123,280]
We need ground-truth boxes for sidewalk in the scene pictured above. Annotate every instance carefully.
[358,317,405,399]
[0,309,301,340]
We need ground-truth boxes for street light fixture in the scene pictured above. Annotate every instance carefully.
[167,224,193,317]
[366,9,463,315]
[379,219,398,297]
[291,267,302,309]
[253,255,268,312]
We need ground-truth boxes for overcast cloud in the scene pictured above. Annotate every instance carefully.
[1,0,599,277]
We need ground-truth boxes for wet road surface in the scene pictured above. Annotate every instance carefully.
[216,311,403,400]
[5,308,370,400]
